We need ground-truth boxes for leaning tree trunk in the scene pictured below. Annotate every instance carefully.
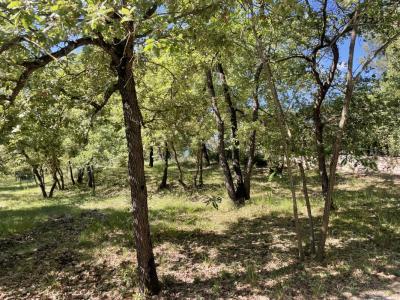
[115,51,160,294]
[48,172,58,198]
[33,167,47,198]
[159,142,169,189]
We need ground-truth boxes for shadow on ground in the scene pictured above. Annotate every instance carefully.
[0,175,399,299]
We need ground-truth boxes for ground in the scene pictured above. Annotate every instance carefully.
[0,164,399,299]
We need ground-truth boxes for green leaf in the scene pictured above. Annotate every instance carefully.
[21,17,30,30]
[7,1,22,9]
[119,7,130,16]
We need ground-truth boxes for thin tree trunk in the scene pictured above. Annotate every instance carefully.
[33,167,47,198]
[171,142,186,188]
[57,167,64,190]
[202,143,210,166]
[318,19,358,259]
[159,142,169,189]
[264,61,304,261]
[48,172,58,198]
[298,160,316,254]
[314,109,329,199]
[91,165,95,195]
[244,62,263,200]
[205,68,239,204]
[149,146,154,167]
[199,145,203,187]
[87,164,93,188]
[115,48,160,294]
[194,147,200,187]
[69,161,75,185]
[216,62,246,202]
[32,169,38,186]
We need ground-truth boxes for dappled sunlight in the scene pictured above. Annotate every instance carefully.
[0,169,399,298]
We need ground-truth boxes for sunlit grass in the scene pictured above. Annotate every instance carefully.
[1,166,399,298]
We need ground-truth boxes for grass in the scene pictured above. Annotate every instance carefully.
[0,164,399,299]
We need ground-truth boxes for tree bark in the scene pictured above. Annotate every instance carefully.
[216,63,247,202]
[193,145,203,188]
[87,164,93,188]
[171,142,186,188]
[91,165,95,195]
[33,167,47,198]
[298,160,316,254]
[159,142,169,189]
[114,45,160,294]
[69,161,75,185]
[77,168,84,184]
[48,172,58,198]
[318,19,358,259]
[205,68,240,205]
[244,62,263,200]
[199,145,203,187]
[314,106,329,199]
[57,167,65,190]
[202,143,210,166]
[149,146,154,167]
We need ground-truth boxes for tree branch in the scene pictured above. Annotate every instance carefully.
[1,37,103,105]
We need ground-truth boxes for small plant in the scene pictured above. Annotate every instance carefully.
[244,262,259,285]
[203,195,222,210]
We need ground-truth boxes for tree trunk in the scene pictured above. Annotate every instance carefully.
[149,146,154,167]
[77,168,84,184]
[264,61,304,261]
[159,142,169,189]
[298,160,316,254]
[69,161,75,185]
[87,164,93,188]
[193,145,203,188]
[91,165,95,195]
[33,167,47,198]
[115,50,160,294]
[244,62,263,200]
[314,109,330,200]
[202,143,210,166]
[48,172,58,198]
[216,63,246,202]
[171,142,186,188]
[57,167,64,190]
[318,21,358,260]
[205,68,240,205]
[199,145,203,187]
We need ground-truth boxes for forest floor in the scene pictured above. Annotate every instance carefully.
[0,164,399,299]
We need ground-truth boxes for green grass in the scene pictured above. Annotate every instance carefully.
[0,165,399,299]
